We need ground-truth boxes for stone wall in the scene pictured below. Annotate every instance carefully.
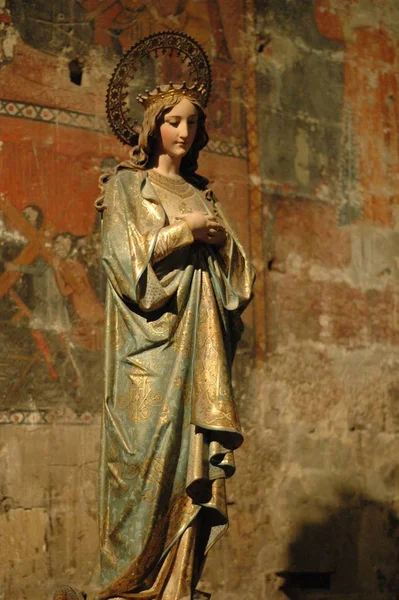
[203,1,399,599]
[1,1,399,599]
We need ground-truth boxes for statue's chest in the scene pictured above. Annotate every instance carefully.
[150,180,212,223]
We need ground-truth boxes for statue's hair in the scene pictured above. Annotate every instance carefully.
[127,95,209,177]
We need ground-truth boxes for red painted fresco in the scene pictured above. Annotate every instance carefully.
[315,0,399,226]
[0,0,253,409]
[0,118,123,235]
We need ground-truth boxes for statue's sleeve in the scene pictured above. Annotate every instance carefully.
[205,191,255,313]
[101,171,191,312]
[151,220,194,264]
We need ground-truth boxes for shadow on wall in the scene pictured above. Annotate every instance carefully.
[278,488,399,600]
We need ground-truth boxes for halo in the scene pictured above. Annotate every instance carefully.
[106,31,212,146]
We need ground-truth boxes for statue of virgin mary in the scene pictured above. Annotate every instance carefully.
[55,31,255,600]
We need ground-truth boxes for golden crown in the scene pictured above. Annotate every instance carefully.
[106,31,212,147]
[136,81,208,109]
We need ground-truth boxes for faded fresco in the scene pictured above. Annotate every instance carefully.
[0,190,105,414]
[0,0,250,422]
[256,0,399,228]
[314,0,399,226]
[255,0,343,201]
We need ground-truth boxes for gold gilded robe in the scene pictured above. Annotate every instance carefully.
[96,168,254,599]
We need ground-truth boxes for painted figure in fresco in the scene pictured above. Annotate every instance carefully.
[0,204,43,269]
[75,231,104,300]
[53,232,105,351]
[0,204,43,307]
[0,191,106,398]
[54,32,254,600]
[5,231,77,383]
[2,205,69,381]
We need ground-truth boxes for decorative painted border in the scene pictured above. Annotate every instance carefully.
[207,138,247,159]
[0,409,99,426]
[0,98,247,159]
[0,98,104,132]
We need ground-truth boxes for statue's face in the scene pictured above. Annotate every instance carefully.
[158,98,198,160]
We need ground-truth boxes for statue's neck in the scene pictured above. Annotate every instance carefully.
[151,153,182,180]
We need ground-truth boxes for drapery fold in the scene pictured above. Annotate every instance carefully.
[93,169,254,600]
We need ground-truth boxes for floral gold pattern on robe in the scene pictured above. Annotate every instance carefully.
[94,168,255,600]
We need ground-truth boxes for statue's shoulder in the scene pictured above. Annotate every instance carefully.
[109,167,144,187]
[96,168,145,215]
[103,169,146,205]
[96,164,146,213]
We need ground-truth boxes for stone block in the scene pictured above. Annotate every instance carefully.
[350,225,399,287]
[269,272,399,348]
[0,424,99,597]
[0,507,50,596]
[1,425,51,508]
[268,274,323,346]
[273,199,351,271]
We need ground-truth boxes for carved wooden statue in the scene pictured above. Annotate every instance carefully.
[55,31,254,600]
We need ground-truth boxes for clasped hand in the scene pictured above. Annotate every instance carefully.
[175,212,226,245]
